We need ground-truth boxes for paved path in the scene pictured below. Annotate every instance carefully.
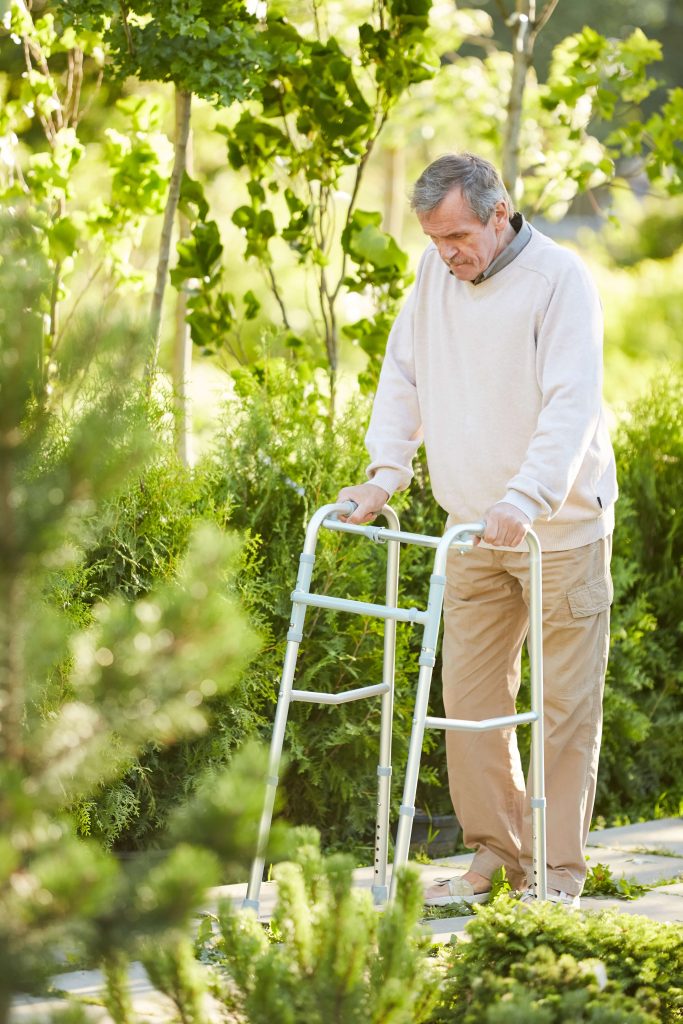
[11,817,683,1021]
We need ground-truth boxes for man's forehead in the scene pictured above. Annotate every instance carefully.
[417,189,480,233]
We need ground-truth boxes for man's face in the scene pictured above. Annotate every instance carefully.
[417,187,509,281]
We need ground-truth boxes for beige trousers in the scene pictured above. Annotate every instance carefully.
[441,536,612,896]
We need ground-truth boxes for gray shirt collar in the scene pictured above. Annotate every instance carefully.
[471,212,531,285]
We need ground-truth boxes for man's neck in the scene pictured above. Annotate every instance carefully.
[493,220,518,262]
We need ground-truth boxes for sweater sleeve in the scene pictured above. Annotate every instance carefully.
[364,262,425,497]
[502,255,604,522]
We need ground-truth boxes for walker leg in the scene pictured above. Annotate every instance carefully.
[372,688,393,905]
[526,534,547,900]
[372,530,399,905]
[243,640,299,911]
[390,663,435,899]
[390,568,446,900]
[244,551,315,912]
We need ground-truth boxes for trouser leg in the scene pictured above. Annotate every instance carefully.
[441,547,529,890]
[512,537,613,895]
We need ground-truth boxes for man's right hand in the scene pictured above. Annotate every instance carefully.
[337,483,390,524]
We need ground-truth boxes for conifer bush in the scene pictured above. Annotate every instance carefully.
[204,828,440,1024]
[598,367,683,821]
[430,898,683,1024]
[74,356,683,853]
[0,219,276,1017]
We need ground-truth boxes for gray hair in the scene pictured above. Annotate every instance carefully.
[410,153,513,224]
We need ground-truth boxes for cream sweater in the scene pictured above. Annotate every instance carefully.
[365,225,617,551]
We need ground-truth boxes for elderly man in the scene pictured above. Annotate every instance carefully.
[338,153,616,907]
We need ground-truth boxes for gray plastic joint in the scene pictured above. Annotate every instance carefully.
[376,766,392,777]
[399,805,415,818]
[299,553,315,565]
[371,884,389,905]
[286,628,303,642]
[530,797,546,808]
[242,899,260,912]
[266,775,279,787]
[430,573,446,585]
[419,650,436,667]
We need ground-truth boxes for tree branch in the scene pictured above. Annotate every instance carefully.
[118,0,135,54]
[530,0,559,44]
[147,88,192,386]
[265,264,292,331]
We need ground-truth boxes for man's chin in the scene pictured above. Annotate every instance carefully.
[450,265,476,280]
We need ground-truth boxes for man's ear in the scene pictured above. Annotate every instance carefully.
[493,201,509,230]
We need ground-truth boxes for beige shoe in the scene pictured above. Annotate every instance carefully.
[519,885,580,909]
[424,876,491,907]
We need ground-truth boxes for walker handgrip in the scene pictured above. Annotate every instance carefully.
[331,500,358,520]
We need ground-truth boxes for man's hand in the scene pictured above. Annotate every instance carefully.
[337,483,390,525]
[480,502,532,547]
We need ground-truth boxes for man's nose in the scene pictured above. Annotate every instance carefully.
[440,241,458,261]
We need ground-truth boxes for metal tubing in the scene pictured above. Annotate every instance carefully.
[323,519,442,549]
[390,661,437,897]
[526,530,547,900]
[291,682,390,705]
[373,504,400,904]
[291,590,428,626]
[424,711,538,732]
[244,635,301,911]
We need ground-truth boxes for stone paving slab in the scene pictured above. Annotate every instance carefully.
[657,881,683,897]
[583,845,683,885]
[588,817,683,855]
[581,889,683,923]
[10,963,171,1023]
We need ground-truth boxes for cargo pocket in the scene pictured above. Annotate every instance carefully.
[567,574,613,618]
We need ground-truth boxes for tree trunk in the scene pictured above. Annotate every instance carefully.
[146,87,192,388]
[501,0,560,207]
[501,1,534,207]
[383,146,406,243]
[173,116,194,467]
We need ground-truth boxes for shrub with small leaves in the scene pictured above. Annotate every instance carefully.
[205,828,439,1024]
[430,898,683,1024]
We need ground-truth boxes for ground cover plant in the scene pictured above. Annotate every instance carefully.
[430,897,683,1024]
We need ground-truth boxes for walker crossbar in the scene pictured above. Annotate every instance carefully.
[244,502,548,915]
[291,590,429,625]
[290,682,391,705]
[424,711,538,732]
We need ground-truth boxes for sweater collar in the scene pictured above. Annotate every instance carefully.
[470,212,532,286]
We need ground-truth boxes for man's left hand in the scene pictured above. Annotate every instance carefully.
[480,502,532,547]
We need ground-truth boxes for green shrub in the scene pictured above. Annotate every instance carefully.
[597,367,683,822]
[58,421,275,848]
[430,898,683,1024]
[205,828,439,1024]
[72,357,683,850]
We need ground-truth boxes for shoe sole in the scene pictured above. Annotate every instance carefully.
[424,891,491,907]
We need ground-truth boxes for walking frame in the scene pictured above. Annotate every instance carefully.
[244,501,547,912]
